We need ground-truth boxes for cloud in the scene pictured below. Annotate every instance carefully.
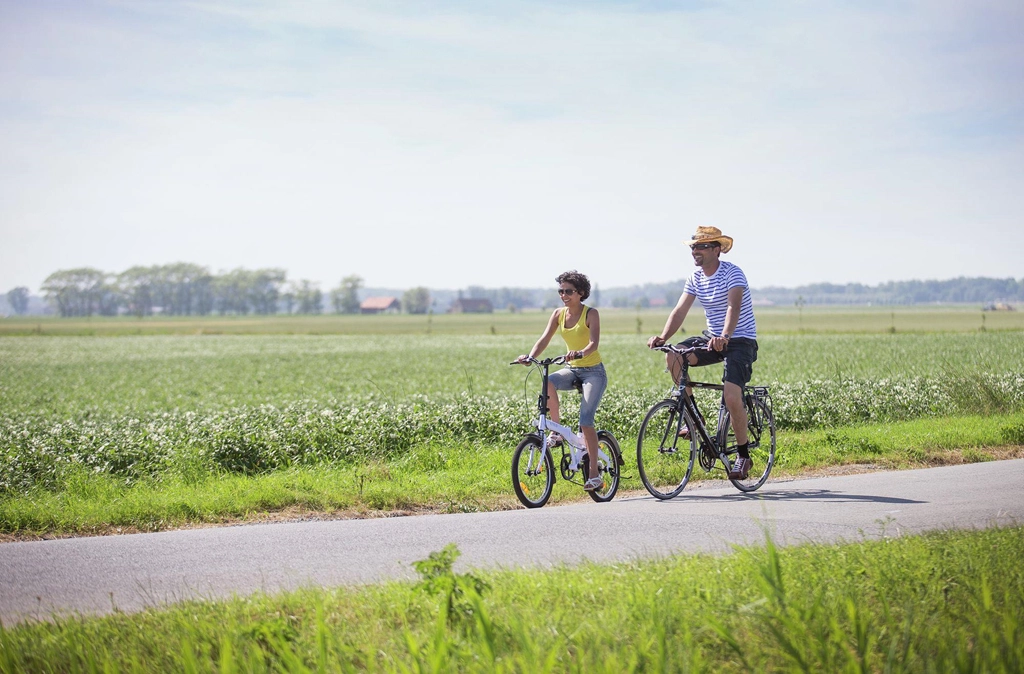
[1,0,1021,291]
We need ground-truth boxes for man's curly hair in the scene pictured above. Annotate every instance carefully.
[555,270,591,301]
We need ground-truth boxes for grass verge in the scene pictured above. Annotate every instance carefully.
[2,412,1022,539]
[2,527,1022,672]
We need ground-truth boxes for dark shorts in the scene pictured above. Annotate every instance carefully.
[675,336,758,387]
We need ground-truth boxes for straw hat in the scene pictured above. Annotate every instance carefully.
[687,226,733,253]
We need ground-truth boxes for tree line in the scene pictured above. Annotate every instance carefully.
[37,265,375,318]
[12,268,1021,318]
[600,276,1024,307]
[755,277,1024,305]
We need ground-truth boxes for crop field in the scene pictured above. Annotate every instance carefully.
[3,331,1024,415]
[1,331,1023,502]
[2,304,1023,336]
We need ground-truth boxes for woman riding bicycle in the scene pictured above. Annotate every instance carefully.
[516,271,607,491]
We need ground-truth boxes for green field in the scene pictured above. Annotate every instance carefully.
[3,331,1023,416]
[2,314,1023,669]
[2,304,1023,336]
[1,328,1023,535]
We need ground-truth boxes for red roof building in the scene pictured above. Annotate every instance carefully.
[360,296,401,314]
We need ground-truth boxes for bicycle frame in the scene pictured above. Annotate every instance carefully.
[660,346,741,472]
[529,357,613,479]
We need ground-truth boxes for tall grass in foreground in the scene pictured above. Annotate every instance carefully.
[2,527,1022,672]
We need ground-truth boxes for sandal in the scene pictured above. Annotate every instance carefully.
[584,476,604,491]
[546,434,564,448]
[677,425,690,438]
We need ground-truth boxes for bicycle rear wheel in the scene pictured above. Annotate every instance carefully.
[512,435,555,508]
[584,430,621,503]
[636,399,695,499]
[722,394,777,492]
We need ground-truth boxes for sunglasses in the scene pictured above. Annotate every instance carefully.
[557,288,577,295]
[690,242,719,250]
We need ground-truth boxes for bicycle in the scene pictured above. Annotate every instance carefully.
[636,342,776,499]
[509,356,622,508]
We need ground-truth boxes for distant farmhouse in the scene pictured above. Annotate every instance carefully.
[449,298,493,313]
[360,297,401,314]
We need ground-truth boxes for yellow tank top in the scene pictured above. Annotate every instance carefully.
[559,305,601,367]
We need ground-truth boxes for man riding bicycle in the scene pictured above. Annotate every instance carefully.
[647,226,759,479]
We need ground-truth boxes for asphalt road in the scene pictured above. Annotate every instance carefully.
[2,460,1021,625]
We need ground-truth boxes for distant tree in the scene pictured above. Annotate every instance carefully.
[330,287,344,314]
[281,283,297,314]
[117,266,155,317]
[6,287,29,315]
[331,275,363,314]
[213,269,253,315]
[41,268,109,317]
[208,267,286,315]
[295,280,322,314]
[463,286,535,311]
[119,263,214,316]
[96,281,120,316]
[403,286,431,314]
[591,285,601,307]
[165,263,213,315]
[248,268,287,315]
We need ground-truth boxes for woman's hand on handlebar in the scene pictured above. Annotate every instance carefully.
[515,354,532,365]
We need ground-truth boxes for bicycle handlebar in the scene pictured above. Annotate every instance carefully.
[650,341,715,357]
[509,355,568,366]
[650,330,719,356]
[651,344,694,355]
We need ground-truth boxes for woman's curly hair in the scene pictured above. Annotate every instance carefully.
[555,270,591,301]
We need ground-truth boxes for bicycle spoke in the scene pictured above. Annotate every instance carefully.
[512,436,555,508]
[637,400,695,499]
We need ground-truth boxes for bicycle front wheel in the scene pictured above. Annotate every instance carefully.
[636,399,695,499]
[512,435,555,508]
[723,396,777,492]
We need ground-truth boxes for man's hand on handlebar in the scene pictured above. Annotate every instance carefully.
[647,335,666,349]
[708,335,730,352]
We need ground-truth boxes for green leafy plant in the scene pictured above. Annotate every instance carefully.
[412,543,490,630]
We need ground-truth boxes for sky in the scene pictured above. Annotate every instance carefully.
[1,0,1022,294]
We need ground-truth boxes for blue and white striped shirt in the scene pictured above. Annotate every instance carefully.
[683,260,757,339]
